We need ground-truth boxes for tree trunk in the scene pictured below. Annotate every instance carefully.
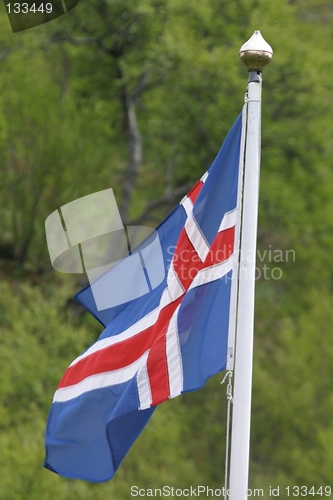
[119,86,142,224]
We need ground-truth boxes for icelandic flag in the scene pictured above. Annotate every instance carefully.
[44,111,244,482]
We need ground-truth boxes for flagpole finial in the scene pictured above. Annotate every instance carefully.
[239,30,273,72]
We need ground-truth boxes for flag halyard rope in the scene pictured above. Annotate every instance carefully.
[221,371,233,500]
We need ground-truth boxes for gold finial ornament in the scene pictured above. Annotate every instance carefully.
[239,30,273,71]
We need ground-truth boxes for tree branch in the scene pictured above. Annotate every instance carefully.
[118,85,143,223]
[129,184,193,226]
[51,35,100,45]
[130,70,150,102]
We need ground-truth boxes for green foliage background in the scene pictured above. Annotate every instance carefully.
[0,0,332,498]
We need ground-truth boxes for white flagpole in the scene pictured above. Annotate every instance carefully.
[228,31,273,500]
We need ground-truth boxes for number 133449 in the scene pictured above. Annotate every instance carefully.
[6,3,53,13]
